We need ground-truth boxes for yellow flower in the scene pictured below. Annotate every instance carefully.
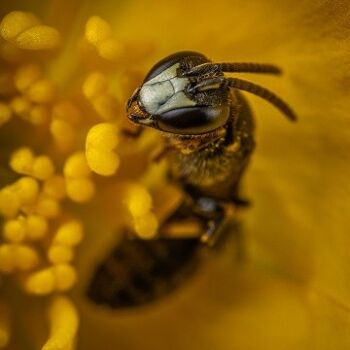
[0,7,164,349]
[0,1,350,350]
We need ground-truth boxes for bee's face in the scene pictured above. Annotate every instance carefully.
[126,51,231,135]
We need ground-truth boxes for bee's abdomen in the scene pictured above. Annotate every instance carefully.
[87,238,199,308]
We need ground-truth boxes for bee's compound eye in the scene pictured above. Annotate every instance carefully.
[157,105,230,134]
[144,51,209,82]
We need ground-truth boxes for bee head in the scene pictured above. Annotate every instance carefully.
[126,51,231,135]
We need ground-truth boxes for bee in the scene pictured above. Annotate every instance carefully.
[87,51,296,308]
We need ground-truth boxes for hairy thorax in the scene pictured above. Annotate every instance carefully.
[166,92,255,200]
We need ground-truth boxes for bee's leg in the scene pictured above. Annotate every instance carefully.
[189,196,227,247]
[192,196,246,260]
[231,193,251,207]
[200,209,226,246]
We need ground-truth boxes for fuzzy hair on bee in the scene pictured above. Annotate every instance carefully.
[87,51,296,309]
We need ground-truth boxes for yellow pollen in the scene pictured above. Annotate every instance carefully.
[54,220,84,247]
[0,188,20,219]
[32,155,55,180]
[65,178,95,203]
[42,296,79,350]
[14,176,39,205]
[84,15,124,62]
[0,244,39,273]
[29,105,49,125]
[0,11,62,51]
[0,244,15,273]
[24,268,55,295]
[82,71,108,99]
[0,177,40,218]
[26,79,56,104]
[64,152,91,178]
[0,9,163,347]
[91,93,120,121]
[64,153,95,202]
[85,16,112,46]
[52,100,81,124]
[0,102,12,126]
[43,175,66,200]
[98,38,124,61]
[86,122,120,176]
[50,119,76,151]
[82,72,121,122]
[124,183,153,217]
[0,11,40,42]
[10,148,55,181]
[48,245,74,264]
[14,63,42,92]
[14,244,40,270]
[35,195,61,218]
[53,264,77,291]
[15,25,62,50]
[134,212,159,239]
[3,218,26,243]
[10,96,32,118]
[26,214,48,240]
[10,147,34,175]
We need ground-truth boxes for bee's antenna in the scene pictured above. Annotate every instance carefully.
[220,62,281,74]
[183,63,282,76]
[225,77,297,121]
